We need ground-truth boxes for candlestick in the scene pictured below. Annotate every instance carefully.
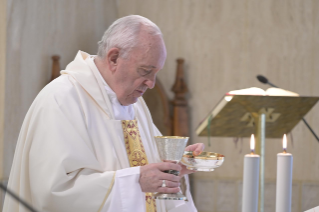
[242,134,260,212]
[275,134,293,212]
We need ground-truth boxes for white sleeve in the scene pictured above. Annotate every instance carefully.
[101,166,145,212]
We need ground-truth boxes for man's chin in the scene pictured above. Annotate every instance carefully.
[120,97,139,106]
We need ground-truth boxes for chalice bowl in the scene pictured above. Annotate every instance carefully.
[153,136,189,200]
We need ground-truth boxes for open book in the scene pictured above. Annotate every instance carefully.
[227,87,299,96]
[196,87,300,136]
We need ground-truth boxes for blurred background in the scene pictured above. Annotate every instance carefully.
[1,0,319,211]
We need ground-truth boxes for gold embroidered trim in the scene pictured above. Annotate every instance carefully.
[122,120,157,212]
[122,120,148,167]
[97,172,116,212]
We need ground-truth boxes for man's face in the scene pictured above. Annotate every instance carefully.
[112,35,167,106]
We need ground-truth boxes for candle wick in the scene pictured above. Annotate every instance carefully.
[283,149,286,153]
[250,150,254,155]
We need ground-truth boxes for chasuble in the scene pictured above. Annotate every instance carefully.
[3,51,197,212]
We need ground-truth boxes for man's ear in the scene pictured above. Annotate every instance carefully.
[107,48,120,73]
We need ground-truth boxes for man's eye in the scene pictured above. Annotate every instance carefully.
[139,69,151,76]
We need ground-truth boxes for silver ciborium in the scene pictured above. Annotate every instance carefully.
[181,151,225,171]
[153,136,189,200]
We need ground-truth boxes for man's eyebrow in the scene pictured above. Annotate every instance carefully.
[140,65,156,69]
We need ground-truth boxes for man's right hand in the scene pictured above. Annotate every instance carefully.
[139,162,182,193]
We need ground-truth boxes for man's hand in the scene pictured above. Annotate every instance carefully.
[179,143,205,177]
[139,162,182,193]
[185,143,205,156]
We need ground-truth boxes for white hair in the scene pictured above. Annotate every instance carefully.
[97,15,163,59]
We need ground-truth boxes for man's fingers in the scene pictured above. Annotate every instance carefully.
[158,172,181,182]
[157,162,182,172]
[185,143,205,152]
[185,143,205,156]
[139,162,183,193]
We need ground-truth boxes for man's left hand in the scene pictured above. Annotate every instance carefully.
[179,143,205,177]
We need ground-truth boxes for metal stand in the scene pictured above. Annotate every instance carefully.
[255,113,266,212]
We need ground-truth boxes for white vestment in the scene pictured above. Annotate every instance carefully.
[3,51,197,212]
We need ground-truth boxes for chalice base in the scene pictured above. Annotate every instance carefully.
[152,191,187,200]
[186,167,215,172]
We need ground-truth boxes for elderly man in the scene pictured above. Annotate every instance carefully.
[4,15,203,212]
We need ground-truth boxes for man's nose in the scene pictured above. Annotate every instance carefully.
[144,75,156,89]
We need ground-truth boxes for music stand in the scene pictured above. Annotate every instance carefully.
[196,95,319,212]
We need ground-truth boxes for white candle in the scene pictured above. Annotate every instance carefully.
[242,134,260,212]
[275,134,293,212]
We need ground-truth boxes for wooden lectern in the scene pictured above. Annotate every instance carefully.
[196,94,319,212]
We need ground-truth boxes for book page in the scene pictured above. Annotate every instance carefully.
[265,87,299,96]
[227,87,266,95]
